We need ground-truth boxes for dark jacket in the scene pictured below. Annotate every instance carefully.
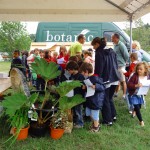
[95,46,120,83]
[86,75,105,110]
[70,73,85,97]
[127,73,150,95]
[9,57,24,76]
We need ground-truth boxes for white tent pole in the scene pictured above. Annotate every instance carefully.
[129,15,133,54]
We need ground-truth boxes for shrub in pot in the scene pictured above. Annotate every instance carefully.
[30,58,85,138]
[29,58,61,137]
[50,81,86,139]
[1,92,38,145]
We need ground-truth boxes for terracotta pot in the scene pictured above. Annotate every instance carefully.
[14,126,29,140]
[50,127,64,140]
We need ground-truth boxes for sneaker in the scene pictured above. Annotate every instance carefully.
[113,117,117,122]
[129,111,132,114]
[90,126,100,132]
[140,121,144,127]
[102,121,113,126]
[122,95,126,100]
[113,93,118,97]
[73,124,83,129]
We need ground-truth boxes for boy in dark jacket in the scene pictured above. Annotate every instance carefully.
[66,61,86,128]
[9,50,24,76]
[79,62,105,132]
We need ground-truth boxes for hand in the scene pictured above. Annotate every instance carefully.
[135,83,143,88]
[91,85,96,89]
[82,85,86,89]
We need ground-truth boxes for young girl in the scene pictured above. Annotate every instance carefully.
[127,62,149,126]
[79,62,105,132]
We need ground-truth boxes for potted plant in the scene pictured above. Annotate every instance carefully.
[50,81,85,139]
[1,92,38,144]
[29,57,61,137]
[30,57,85,138]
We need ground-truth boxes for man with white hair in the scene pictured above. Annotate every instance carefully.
[112,33,129,100]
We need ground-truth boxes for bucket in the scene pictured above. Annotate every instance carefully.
[50,127,64,140]
[14,126,29,140]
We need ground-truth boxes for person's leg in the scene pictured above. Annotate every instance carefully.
[74,104,84,128]
[118,67,127,99]
[109,85,117,120]
[90,110,100,132]
[102,87,112,124]
[122,81,127,97]
[114,83,120,97]
[41,78,45,91]
[134,104,143,122]
[36,78,40,90]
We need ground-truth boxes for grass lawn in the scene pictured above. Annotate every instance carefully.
[0,92,150,150]
[0,61,11,73]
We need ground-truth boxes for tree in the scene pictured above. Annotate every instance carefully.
[30,34,36,42]
[0,22,31,56]
[124,19,150,52]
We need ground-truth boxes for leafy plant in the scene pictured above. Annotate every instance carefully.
[1,92,39,144]
[31,57,61,90]
[50,81,85,129]
[30,58,85,130]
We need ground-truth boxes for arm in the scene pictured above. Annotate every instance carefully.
[127,74,141,90]
[94,52,104,77]
[120,43,129,62]
[90,76,105,92]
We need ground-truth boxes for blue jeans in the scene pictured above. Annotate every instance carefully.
[73,104,84,126]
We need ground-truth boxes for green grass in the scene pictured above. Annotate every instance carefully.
[0,61,11,73]
[0,92,150,150]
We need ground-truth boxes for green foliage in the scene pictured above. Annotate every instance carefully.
[2,93,27,117]
[1,92,150,149]
[124,19,150,52]
[59,94,85,111]
[10,108,29,129]
[2,93,39,117]
[31,57,61,82]
[1,92,38,145]
[28,93,39,105]
[0,22,31,56]
[56,81,82,97]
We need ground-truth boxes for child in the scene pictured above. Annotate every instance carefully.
[66,61,85,128]
[124,53,138,78]
[124,53,138,114]
[83,50,94,64]
[127,62,149,126]
[51,51,58,63]
[79,62,105,132]
[39,49,45,58]
[9,50,24,76]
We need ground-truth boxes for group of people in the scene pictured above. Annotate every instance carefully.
[10,33,149,132]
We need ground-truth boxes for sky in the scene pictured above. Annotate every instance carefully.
[25,13,150,34]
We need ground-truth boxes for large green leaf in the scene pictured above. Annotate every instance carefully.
[56,81,82,97]
[59,94,85,111]
[2,93,27,117]
[31,57,61,81]
[28,93,39,105]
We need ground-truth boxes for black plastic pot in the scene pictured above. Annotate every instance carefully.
[29,122,48,138]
